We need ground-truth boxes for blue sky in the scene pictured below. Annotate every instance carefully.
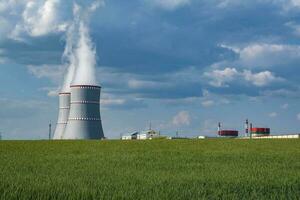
[0,0,300,139]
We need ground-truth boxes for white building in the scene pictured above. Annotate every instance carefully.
[121,130,161,140]
[252,134,299,139]
[121,131,138,140]
[121,135,132,140]
[137,130,160,140]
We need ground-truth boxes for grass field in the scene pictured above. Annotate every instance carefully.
[0,139,299,200]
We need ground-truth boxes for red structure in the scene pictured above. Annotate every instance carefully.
[251,128,270,136]
[218,130,239,137]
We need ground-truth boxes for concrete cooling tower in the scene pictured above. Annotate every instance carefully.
[63,85,104,139]
[53,93,71,139]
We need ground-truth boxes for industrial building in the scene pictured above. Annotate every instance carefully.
[53,92,71,139]
[218,130,239,137]
[54,85,105,140]
[250,127,270,137]
[121,132,138,140]
[121,129,160,140]
[217,122,239,137]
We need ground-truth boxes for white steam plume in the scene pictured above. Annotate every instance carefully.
[72,20,98,85]
[60,1,101,91]
[71,2,100,86]
[60,22,76,92]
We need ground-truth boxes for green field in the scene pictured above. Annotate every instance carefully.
[0,139,299,200]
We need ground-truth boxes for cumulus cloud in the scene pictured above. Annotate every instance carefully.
[172,111,190,126]
[205,67,282,87]
[10,0,68,40]
[204,68,238,87]
[220,43,300,68]
[147,0,190,10]
[243,70,282,87]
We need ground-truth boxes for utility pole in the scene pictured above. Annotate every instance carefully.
[48,122,52,140]
[176,130,179,138]
[0,132,2,140]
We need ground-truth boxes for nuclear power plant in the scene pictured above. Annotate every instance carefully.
[64,85,104,139]
[53,85,105,140]
[53,92,71,139]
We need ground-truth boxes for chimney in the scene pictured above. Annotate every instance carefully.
[53,92,71,139]
[63,85,104,139]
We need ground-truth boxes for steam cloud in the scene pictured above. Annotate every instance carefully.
[61,23,76,92]
[60,1,100,92]
[72,21,98,85]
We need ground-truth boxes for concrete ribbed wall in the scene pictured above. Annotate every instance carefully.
[53,93,71,139]
[63,85,104,139]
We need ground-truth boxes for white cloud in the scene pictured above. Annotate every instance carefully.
[0,17,11,41]
[128,79,170,89]
[204,67,238,87]
[286,21,300,37]
[148,0,190,10]
[205,67,282,87]
[172,111,190,126]
[268,112,278,118]
[216,0,241,8]
[201,100,214,107]
[39,87,60,97]
[100,93,127,106]
[101,99,126,106]
[128,79,158,89]
[0,0,17,13]
[27,65,65,83]
[27,65,65,96]
[282,0,300,11]
[9,0,68,40]
[261,89,300,98]
[220,43,300,68]
[243,70,281,87]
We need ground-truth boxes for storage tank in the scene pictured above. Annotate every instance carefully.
[218,130,239,137]
[53,92,71,139]
[63,85,104,139]
[251,128,270,137]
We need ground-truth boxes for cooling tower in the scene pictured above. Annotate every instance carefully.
[53,92,71,139]
[63,85,104,139]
